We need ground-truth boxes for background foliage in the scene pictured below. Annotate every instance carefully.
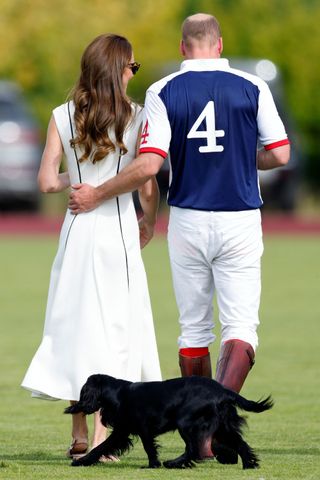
[0,0,320,187]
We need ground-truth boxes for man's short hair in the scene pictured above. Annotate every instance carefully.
[182,13,221,47]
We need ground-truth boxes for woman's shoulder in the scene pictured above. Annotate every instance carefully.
[131,102,143,115]
[130,102,143,125]
[53,101,73,117]
[52,102,75,131]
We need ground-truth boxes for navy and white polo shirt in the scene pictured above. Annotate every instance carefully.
[139,58,289,211]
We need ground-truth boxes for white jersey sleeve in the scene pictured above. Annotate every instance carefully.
[139,89,171,158]
[257,80,289,150]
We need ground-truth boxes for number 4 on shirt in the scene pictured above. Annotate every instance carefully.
[140,120,149,145]
[187,101,225,153]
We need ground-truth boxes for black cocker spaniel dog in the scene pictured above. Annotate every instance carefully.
[65,374,273,469]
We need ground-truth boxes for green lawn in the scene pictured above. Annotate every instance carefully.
[0,233,319,479]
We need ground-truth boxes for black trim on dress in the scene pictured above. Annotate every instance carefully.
[64,215,77,250]
[116,151,130,290]
[67,101,82,184]
[65,101,82,250]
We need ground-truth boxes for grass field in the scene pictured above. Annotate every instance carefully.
[0,233,319,479]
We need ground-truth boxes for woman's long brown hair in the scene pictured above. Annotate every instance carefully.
[70,34,134,163]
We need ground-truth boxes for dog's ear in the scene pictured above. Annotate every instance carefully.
[100,376,125,406]
[64,375,102,415]
[98,376,126,426]
[64,403,83,414]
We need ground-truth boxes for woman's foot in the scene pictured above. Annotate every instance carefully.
[91,409,120,461]
[66,438,88,459]
[90,443,120,463]
[68,401,89,459]
[99,454,120,463]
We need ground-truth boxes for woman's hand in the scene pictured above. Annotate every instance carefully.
[138,216,155,249]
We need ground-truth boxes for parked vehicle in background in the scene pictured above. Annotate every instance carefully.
[0,81,42,211]
[228,58,300,211]
[156,59,301,211]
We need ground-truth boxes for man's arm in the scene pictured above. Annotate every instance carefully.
[257,144,290,171]
[68,152,164,214]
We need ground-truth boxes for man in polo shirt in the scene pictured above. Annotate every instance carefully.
[69,12,289,432]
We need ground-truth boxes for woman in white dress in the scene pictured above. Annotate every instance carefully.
[21,33,162,459]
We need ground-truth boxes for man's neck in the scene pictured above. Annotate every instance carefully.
[183,49,220,60]
[181,38,223,60]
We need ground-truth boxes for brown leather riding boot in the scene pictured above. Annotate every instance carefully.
[179,352,212,378]
[179,351,213,458]
[215,339,255,393]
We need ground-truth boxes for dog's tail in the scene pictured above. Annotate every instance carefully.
[229,392,274,413]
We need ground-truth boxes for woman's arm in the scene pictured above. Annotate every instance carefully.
[38,115,70,193]
[138,176,160,248]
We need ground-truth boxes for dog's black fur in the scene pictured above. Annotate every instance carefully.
[65,374,273,469]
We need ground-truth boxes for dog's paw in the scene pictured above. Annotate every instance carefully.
[163,460,179,469]
[183,459,195,468]
[163,458,194,469]
[71,458,84,467]
[242,457,260,469]
[213,444,238,465]
[141,463,161,469]
[141,460,161,469]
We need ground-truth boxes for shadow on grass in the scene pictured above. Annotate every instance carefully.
[0,451,148,469]
[3,447,319,459]
[260,447,320,456]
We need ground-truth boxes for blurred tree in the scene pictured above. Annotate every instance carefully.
[0,0,183,123]
[0,0,319,188]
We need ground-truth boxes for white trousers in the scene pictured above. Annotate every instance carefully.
[168,207,263,351]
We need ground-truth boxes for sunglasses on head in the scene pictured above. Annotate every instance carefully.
[128,62,141,75]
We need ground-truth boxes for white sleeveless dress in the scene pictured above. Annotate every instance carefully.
[21,102,162,401]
